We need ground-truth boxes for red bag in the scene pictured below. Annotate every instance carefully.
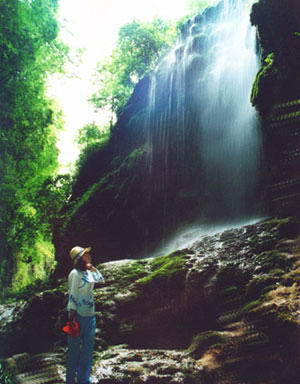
[62,320,80,337]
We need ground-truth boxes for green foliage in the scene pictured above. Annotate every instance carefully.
[75,131,111,175]
[3,275,66,303]
[0,361,16,384]
[121,147,146,170]
[0,0,68,292]
[91,19,177,116]
[76,123,109,147]
[187,0,217,15]
[251,52,277,111]
[176,0,216,31]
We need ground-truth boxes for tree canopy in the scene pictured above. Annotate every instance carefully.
[0,0,68,297]
[90,19,177,117]
[187,0,217,14]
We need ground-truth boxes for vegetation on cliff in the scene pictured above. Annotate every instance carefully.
[250,0,300,113]
[90,19,177,118]
[0,0,68,298]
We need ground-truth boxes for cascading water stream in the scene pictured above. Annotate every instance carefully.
[198,0,261,218]
[146,0,261,226]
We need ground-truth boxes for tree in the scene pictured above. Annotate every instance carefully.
[0,0,68,296]
[76,123,107,147]
[90,19,177,117]
[187,0,217,15]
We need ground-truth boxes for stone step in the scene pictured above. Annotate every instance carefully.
[11,353,65,384]
[276,239,299,253]
[216,309,243,326]
[16,365,64,384]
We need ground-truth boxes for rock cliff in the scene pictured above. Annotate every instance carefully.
[54,1,266,274]
[250,0,300,215]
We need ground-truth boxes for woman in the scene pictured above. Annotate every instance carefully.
[66,246,105,384]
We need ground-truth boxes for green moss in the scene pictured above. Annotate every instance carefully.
[4,280,66,303]
[246,274,279,300]
[219,286,238,298]
[249,235,259,245]
[240,300,261,315]
[187,331,228,358]
[247,304,298,344]
[120,147,146,171]
[263,217,299,238]
[251,53,277,112]
[136,253,186,285]
[255,250,291,273]
[63,169,119,229]
[260,284,277,296]
[118,260,148,285]
[269,268,285,276]
[64,147,146,230]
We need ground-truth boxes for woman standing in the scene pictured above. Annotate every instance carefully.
[66,246,105,384]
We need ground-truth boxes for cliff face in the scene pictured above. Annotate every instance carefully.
[250,0,300,215]
[54,0,300,273]
[54,4,227,273]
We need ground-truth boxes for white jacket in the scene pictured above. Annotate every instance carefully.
[67,268,105,317]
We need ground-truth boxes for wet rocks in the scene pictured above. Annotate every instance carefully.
[91,346,205,384]
[1,216,299,383]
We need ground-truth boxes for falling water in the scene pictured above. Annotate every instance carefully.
[146,0,261,222]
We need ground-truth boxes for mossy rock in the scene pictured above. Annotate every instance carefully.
[187,331,228,358]
[268,268,285,277]
[216,265,250,290]
[239,300,262,316]
[246,304,298,346]
[218,286,239,298]
[254,250,292,273]
[251,52,277,113]
[246,274,279,300]
[119,147,146,172]
[116,260,148,287]
[136,253,187,287]
[249,235,259,245]
[263,217,300,239]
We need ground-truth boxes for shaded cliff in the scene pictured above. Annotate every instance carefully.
[250,0,300,215]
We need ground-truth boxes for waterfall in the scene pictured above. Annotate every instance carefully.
[146,0,261,222]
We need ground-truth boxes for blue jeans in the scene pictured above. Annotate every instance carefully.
[66,314,96,384]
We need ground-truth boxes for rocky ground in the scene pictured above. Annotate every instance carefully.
[0,216,299,383]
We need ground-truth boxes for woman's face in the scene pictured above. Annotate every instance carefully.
[82,252,91,264]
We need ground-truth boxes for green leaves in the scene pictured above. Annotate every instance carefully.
[91,18,177,116]
[77,123,108,146]
[0,0,67,294]
[187,0,216,15]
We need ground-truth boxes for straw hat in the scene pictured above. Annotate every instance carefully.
[69,246,92,263]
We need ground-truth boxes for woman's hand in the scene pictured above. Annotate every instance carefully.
[86,263,97,272]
